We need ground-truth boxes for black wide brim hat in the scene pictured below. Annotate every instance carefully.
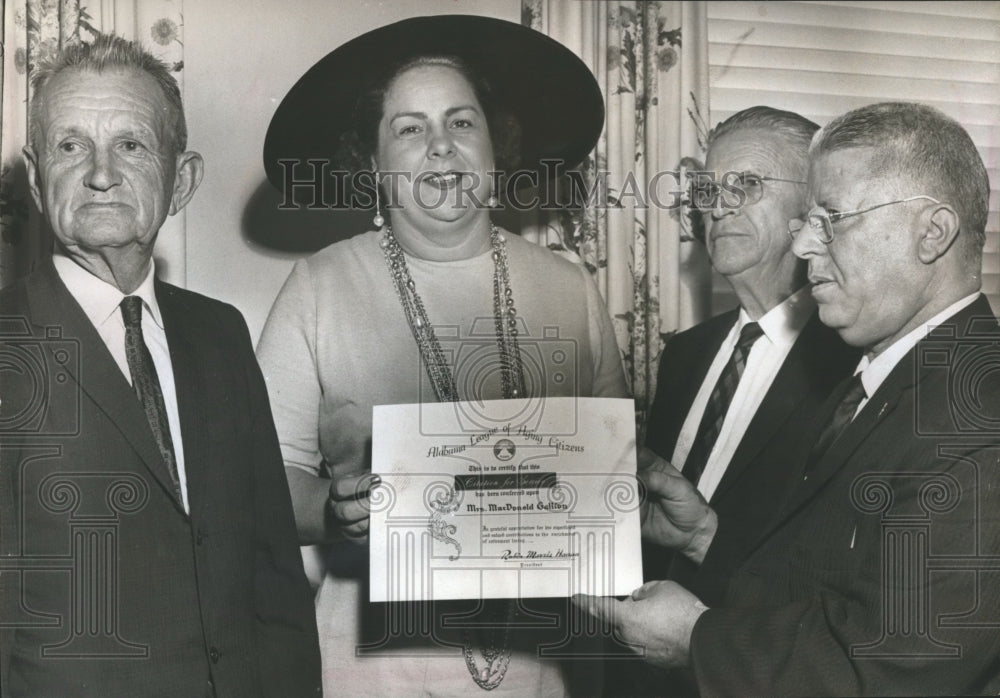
[263,14,604,192]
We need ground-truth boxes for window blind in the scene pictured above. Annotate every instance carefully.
[706,0,1000,316]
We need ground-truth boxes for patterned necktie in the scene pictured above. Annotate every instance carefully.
[682,321,764,485]
[121,296,182,503]
[806,373,867,470]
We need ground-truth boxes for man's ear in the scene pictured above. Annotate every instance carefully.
[917,202,960,264]
[169,150,205,215]
[22,145,44,213]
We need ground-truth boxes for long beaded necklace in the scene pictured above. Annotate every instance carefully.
[462,601,514,690]
[380,222,525,690]
[380,223,527,402]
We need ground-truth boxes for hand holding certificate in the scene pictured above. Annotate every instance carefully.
[370,397,643,602]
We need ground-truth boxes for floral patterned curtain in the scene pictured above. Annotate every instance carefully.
[0,0,185,289]
[521,0,712,437]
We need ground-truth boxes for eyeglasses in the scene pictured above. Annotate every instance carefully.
[687,172,806,212]
[787,195,941,244]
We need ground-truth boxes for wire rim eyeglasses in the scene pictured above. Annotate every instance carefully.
[787,195,942,244]
[687,172,807,213]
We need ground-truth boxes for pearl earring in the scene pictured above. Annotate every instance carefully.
[373,172,385,228]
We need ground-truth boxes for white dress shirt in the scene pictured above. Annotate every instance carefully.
[672,287,816,501]
[852,292,981,419]
[53,254,189,512]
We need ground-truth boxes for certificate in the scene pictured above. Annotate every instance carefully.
[369,397,642,602]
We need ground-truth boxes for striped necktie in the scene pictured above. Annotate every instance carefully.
[682,321,764,485]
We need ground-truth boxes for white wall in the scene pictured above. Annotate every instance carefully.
[183,0,520,342]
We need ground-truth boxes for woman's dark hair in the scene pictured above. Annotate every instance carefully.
[335,54,522,177]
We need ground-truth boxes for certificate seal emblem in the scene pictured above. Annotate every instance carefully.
[493,439,516,461]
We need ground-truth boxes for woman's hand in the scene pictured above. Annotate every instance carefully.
[327,473,381,544]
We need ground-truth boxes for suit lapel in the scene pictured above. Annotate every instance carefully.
[717,295,996,571]
[776,295,994,516]
[742,306,971,556]
[25,262,184,509]
[656,310,738,457]
[730,368,901,562]
[711,317,818,501]
[156,281,211,511]
[792,364,909,510]
[712,315,861,502]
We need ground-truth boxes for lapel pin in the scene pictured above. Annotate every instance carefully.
[877,403,888,419]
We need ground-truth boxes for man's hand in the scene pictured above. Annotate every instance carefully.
[639,448,718,564]
[573,580,708,671]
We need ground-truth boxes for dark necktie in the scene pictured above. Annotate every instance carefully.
[682,321,764,485]
[121,296,182,503]
[807,373,867,469]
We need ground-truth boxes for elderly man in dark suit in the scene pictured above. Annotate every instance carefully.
[0,35,321,697]
[642,107,859,602]
[583,102,1000,695]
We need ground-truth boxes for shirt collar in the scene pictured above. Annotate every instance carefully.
[736,286,815,347]
[854,292,980,397]
[52,253,163,330]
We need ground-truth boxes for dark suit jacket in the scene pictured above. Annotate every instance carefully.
[644,307,861,604]
[0,261,321,697]
[691,295,1000,696]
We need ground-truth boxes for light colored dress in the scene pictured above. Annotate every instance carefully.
[257,228,628,697]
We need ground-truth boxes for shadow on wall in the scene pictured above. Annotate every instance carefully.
[241,179,372,254]
[241,178,530,254]
[0,159,50,287]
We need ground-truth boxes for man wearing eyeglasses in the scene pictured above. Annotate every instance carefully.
[640,107,859,601]
[582,102,1000,695]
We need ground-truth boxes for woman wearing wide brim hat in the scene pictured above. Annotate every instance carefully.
[257,15,628,696]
